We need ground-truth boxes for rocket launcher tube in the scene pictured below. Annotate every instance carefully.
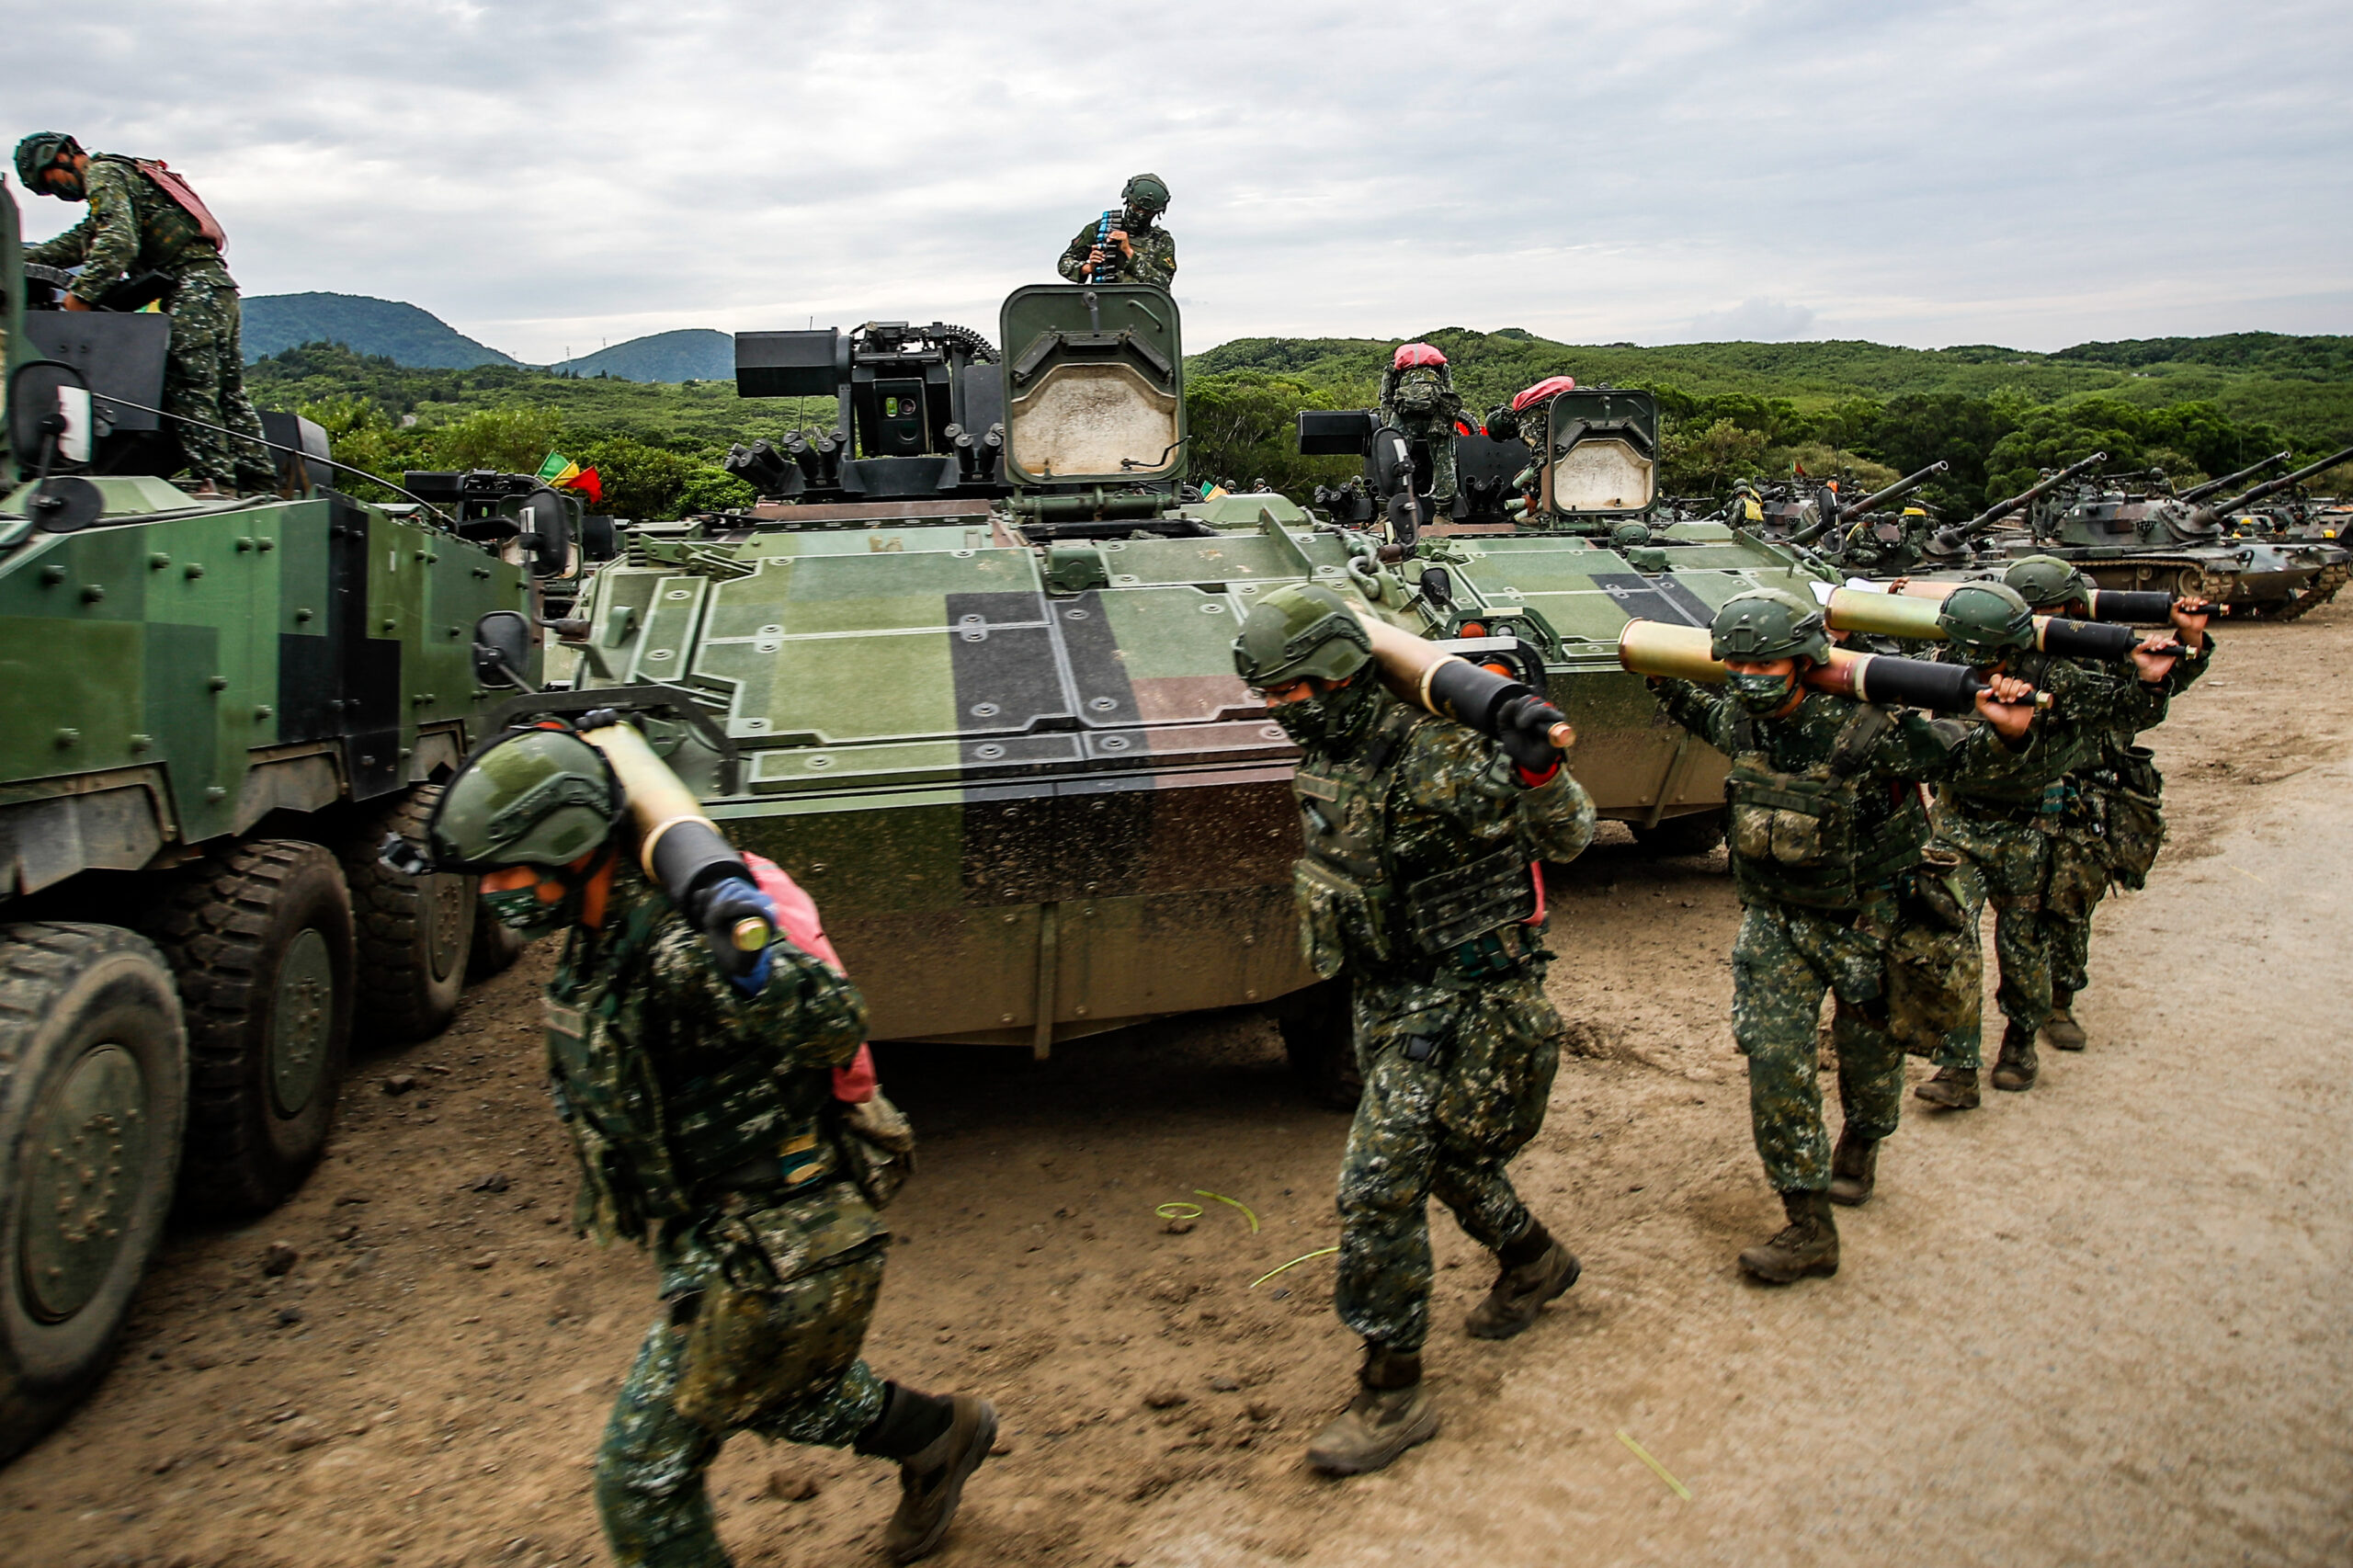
[1816,582,2153,656]
[1616,619,2049,715]
[1881,579,2185,625]
[577,720,776,976]
[1347,606,1577,750]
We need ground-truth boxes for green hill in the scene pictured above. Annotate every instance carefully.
[552,329,734,382]
[243,292,519,369]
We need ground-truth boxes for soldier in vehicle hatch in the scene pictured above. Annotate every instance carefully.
[1233,584,1596,1478]
[1057,173,1176,288]
[408,727,996,1566]
[14,132,274,498]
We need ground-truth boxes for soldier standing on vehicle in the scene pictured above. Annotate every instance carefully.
[1233,585,1596,1476]
[1483,376,1576,512]
[1058,173,1176,288]
[1648,590,2043,1281]
[14,132,274,498]
[1905,584,2183,1108]
[409,725,995,1566]
[1378,343,1466,507]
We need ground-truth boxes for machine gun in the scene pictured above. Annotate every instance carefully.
[1788,460,1949,548]
[2175,450,2290,506]
[2211,441,2353,516]
[1927,450,2109,554]
[728,320,1005,503]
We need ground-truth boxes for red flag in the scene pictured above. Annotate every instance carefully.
[569,467,603,505]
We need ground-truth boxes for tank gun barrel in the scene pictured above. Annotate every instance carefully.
[1960,450,2108,536]
[1788,460,1949,546]
[2213,441,2353,514]
[2176,450,2290,505]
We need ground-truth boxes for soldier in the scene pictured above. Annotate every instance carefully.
[1056,173,1176,288]
[413,725,995,1566]
[1232,584,1597,1476]
[14,132,273,497]
[1648,590,2040,1281]
[1377,343,1466,506]
[1906,584,2183,1107]
[1483,376,1575,513]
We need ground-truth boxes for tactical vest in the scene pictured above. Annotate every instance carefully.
[1723,703,1929,910]
[1290,705,1538,978]
[544,905,835,1243]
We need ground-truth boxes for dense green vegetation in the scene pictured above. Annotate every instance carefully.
[244,293,518,368]
[248,327,2353,519]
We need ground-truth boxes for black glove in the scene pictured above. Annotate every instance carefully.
[1495,694,1567,776]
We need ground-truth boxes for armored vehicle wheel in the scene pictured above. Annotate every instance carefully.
[147,841,355,1215]
[466,904,530,981]
[1276,980,1361,1109]
[1631,809,1726,859]
[0,924,186,1462]
[341,787,475,1047]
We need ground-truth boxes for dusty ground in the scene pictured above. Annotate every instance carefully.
[6,605,2351,1568]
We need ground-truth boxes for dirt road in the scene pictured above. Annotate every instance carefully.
[6,607,2350,1568]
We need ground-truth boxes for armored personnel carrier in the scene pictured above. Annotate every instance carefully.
[0,187,564,1457]
[543,299,1829,1077]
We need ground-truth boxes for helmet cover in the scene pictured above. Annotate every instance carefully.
[426,727,625,871]
[1510,375,1577,413]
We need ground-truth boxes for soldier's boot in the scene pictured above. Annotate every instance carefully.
[1305,1346,1439,1476]
[2043,990,2087,1051]
[1737,1190,1839,1284]
[1826,1128,1879,1208]
[1913,1066,1981,1110]
[1465,1221,1580,1340]
[875,1391,997,1564]
[1990,1022,2040,1092]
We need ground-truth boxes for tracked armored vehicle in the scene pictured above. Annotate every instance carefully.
[0,187,564,1458]
[545,301,1829,1072]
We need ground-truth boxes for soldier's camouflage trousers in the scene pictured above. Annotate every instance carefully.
[1937,808,2109,1042]
[1335,968,1561,1352]
[597,1240,887,1567]
[1405,420,1459,505]
[1731,894,1906,1192]
[162,267,273,490]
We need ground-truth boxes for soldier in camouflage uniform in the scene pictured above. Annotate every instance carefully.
[1378,343,1465,506]
[1233,584,1596,1476]
[1907,583,2185,1108]
[14,133,274,495]
[1483,376,1576,512]
[415,725,995,1567]
[1650,590,2040,1280]
[1056,173,1176,288]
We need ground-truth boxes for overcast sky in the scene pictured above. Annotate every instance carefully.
[8,0,2347,364]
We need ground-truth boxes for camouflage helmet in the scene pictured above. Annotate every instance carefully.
[1121,173,1170,212]
[425,726,624,870]
[1232,583,1371,688]
[1710,588,1831,665]
[1937,582,2037,662]
[2002,553,2093,610]
[14,132,78,188]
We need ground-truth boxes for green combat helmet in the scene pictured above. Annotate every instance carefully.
[1232,583,1371,688]
[1121,172,1169,215]
[1937,582,2037,665]
[2002,554,2093,611]
[424,727,625,870]
[12,131,75,188]
[1709,588,1831,665]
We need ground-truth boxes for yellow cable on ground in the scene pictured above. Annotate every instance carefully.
[1615,1429,1692,1500]
[1154,1201,1204,1222]
[1193,1189,1260,1233]
[1249,1246,1338,1289]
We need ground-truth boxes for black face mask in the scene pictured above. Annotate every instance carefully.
[1270,676,1380,752]
[1123,206,1160,233]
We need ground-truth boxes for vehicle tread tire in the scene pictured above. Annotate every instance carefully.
[144,840,354,1216]
[340,786,474,1047]
[1631,809,1726,859]
[1277,979,1361,1110]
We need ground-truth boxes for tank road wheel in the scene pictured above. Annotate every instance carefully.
[341,787,475,1047]
[465,902,529,983]
[0,924,186,1461]
[1631,808,1727,859]
[1276,979,1362,1110]
[147,841,355,1215]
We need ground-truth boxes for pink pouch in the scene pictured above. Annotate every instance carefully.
[743,852,875,1103]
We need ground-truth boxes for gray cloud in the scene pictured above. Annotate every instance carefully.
[7,0,2347,360]
[1681,300,1821,343]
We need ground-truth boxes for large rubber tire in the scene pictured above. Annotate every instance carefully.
[341,787,475,1047]
[146,840,355,1216]
[1276,979,1361,1110]
[465,902,530,982]
[1631,809,1727,859]
[0,924,186,1462]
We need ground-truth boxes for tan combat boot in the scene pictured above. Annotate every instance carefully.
[1738,1190,1839,1283]
[883,1393,997,1563]
[1305,1346,1438,1476]
[1990,1022,2040,1091]
[1827,1127,1878,1208]
[2043,989,2087,1051]
[1465,1222,1580,1340]
[1914,1065,1980,1109]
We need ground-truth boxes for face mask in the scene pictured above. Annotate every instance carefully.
[1729,671,1796,714]
[481,875,579,936]
[1270,676,1379,751]
[48,166,84,201]
[1123,206,1158,233]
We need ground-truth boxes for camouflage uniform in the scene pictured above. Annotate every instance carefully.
[24,155,272,490]
[1056,217,1176,288]
[1653,684,2013,1191]
[545,863,888,1567]
[1379,368,1462,506]
[1289,688,1597,1353]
